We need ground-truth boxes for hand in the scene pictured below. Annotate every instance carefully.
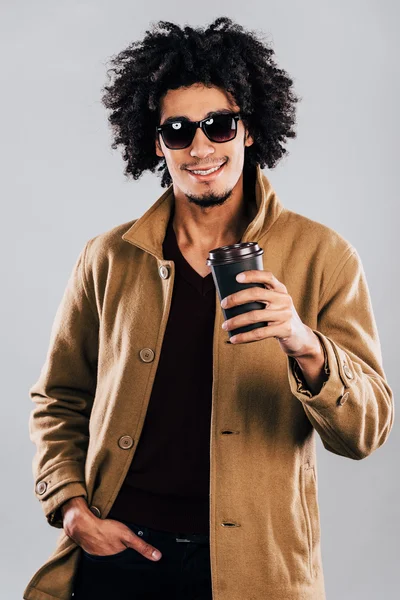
[63,508,162,562]
[220,269,317,358]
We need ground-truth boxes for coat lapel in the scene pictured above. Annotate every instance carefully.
[121,164,286,255]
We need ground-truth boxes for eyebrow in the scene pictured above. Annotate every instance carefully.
[161,108,234,126]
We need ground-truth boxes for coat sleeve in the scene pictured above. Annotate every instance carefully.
[28,240,99,528]
[286,247,394,460]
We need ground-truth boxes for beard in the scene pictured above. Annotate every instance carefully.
[184,186,234,209]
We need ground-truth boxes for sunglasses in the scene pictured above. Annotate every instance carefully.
[156,112,241,150]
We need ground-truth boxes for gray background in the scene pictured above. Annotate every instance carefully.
[1,1,398,598]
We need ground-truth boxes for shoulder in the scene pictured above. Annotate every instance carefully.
[269,208,361,303]
[84,218,138,260]
[79,219,139,284]
[275,207,356,261]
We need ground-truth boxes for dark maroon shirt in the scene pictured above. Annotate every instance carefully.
[107,207,216,534]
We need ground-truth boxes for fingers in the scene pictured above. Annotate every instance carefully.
[77,521,163,561]
[221,286,284,310]
[236,270,288,293]
[127,532,162,561]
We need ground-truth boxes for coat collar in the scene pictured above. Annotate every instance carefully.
[121,163,285,260]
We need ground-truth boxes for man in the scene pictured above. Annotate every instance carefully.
[24,17,394,600]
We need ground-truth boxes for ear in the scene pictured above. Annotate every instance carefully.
[155,136,164,158]
[244,129,254,148]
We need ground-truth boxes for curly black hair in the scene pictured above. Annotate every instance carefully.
[100,17,301,188]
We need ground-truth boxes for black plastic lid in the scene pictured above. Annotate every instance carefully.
[206,242,263,267]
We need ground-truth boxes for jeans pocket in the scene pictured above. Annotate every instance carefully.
[82,546,131,561]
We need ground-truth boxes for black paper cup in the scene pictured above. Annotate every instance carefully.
[206,242,268,340]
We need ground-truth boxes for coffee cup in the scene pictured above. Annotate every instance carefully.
[206,242,268,340]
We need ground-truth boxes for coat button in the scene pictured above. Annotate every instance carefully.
[159,265,170,279]
[89,505,101,518]
[118,435,134,449]
[139,348,155,363]
[36,481,47,495]
[343,362,353,379]
[337,391,350,406]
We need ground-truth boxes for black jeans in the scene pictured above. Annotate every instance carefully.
[71,519,212,599]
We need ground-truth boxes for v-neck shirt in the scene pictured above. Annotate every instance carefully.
[166,216,215,296]
[107,210,216,534]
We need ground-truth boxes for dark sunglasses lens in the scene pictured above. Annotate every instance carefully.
[205,114,237,142]
[162,122,194,149]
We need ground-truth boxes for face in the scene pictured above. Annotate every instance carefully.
[155,84,254,209]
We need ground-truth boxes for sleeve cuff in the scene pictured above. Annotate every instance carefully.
[33,461,88,528]
[45,484,88,528]
[287,329,355,409]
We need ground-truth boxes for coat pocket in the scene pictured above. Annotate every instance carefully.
[300,462,321,579]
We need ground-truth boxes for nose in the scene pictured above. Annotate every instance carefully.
[189,126,215,159]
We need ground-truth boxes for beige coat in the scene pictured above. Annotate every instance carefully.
[24,164,394,600]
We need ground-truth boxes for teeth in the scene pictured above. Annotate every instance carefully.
[191,164,224,175]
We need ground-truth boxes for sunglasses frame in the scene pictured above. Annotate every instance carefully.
[156,112,241,150]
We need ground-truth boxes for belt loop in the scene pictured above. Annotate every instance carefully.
[175,532,209,543]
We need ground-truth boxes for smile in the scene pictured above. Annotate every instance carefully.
[186,161,227,181]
